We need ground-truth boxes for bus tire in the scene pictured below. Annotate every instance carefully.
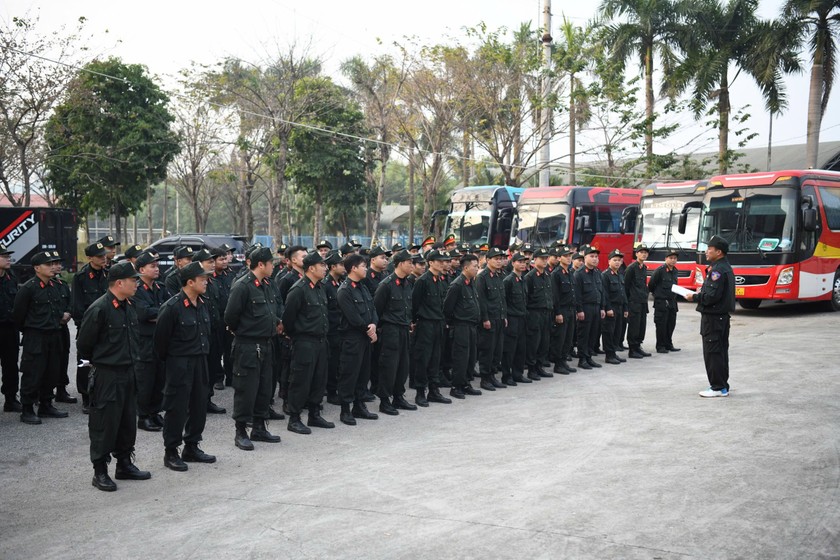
[739,299,762,310]
[828,269,840,312]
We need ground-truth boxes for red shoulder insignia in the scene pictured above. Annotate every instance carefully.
[112,299,119,308]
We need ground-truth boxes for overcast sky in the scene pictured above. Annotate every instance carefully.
[4,0,839,170]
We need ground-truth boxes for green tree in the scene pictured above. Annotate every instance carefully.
[45,58,180,239]
[599,0,682,175]
[287,77,367,241]
[783,0,840,168]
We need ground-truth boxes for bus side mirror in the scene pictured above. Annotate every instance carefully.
[802,208,818,232]
[620,207,637,234]
[678,201,703,234]
[575,215,591,232]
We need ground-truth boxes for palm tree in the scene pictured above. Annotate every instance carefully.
[673,0,799,174]
[783,0,840,168]
[598,0,682,175]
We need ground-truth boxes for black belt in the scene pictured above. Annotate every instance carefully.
[295,335,327,343]
[234,336,272,344]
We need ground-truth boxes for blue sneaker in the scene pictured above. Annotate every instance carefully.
[699,387,729,398]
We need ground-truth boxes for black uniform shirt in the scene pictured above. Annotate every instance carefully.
[574,266,607,312]
[602,268,628,311]
[0,269,18,324]
[322,274,343,334]
[338,278,378,334]
[443,273,480,325]
[503,271,527,317]
[648,264,679,307]
[154,290,211,358]
[475,268,507,321]
[524,268,553,310]
[374,273,412,327]
[278,268,303,303]
[363,268,387,298]
[71,263,108,324]
[624,261,649,310]
[695,258,736,315]
[76,291,140,367]
[412,271,446,322]
[164,267,182,298]
[13,276,64,331]
[282,276,329,338]
[132,279,168,338]
[224,271,280,339]
[551,265,575,313]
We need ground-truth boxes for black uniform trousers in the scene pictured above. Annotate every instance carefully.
[288,337,328,415]
[576,304,601,359]
[377,323,410,400]
[449,322,477,387]
[222,329,234,385]
[653,300,677,350]
[59,325,71,389]
[135,336,164,419]
[75,332,90,397]
[0,322,20,399]
[701,314,730,391]
[525,309,551,371]
[19,329,62,405]
[601,312,623,356]
[231,339,273,423]
[477,317,504,376]
[412,320,443,389]
[88,365,137,464]
[338,331,372,404]
[439,328,454,386]
[558,307,576,361]
[278,337,292,400]
[626,305,648,351]
[501,316,526,379]
[207,327,223,397]
[162,355,209,449]
[326,331,340,395]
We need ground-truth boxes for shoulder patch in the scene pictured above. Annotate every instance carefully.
[710,271,721,281]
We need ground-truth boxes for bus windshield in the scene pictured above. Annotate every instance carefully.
[514,202,570,246]
[699,187,797,252]
[640,199,700,250]
[446,201,492,245]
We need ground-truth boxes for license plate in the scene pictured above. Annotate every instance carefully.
[735,287,745,296]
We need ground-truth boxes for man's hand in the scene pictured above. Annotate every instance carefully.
[600,310,606,319]
[606,310,614,318]
[366,324,376,339]
[555,314,563,324]
[483,320,491,330]
[276,321,284,335]
[623,311,629,318]
[685,293,694,301]
[60,312,71,325]
[576,312,585,321]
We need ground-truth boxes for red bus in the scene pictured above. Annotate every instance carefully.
[679,170,840,310]
[511,186,641,268]
[637,180,707,286]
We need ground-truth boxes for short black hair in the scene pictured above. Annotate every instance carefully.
[285,245,307,260]
[343,253,366,273]
[460,254,478,266]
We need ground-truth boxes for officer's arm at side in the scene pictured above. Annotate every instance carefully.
[76,305,104,360]
[280,285,303,336]
[337,287,367,332]
[153,302,175,360]
[443,282,459,324]
[224,282,246,332]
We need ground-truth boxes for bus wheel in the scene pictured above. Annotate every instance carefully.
[829,270,840,312]
[739,299,762,310]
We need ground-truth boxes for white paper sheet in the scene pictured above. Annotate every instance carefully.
[671,284,696,298]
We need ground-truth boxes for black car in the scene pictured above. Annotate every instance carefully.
[147,234,249,275]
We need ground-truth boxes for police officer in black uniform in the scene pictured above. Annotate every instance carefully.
[475,247,507,391]
[97,235,120,268]
[164,246,195,296]
[225,247,283,451]
[373,250,416,415]
[193,248,226,415]
[524,248,553,380]
[132,250,167,431]
[573,246,606,370]
[648,249,681,353]
[336,254,379,425]
[686,236,735,398]
[276,245,306,411]
[0,244,21,412]
[322,250,345,406]
[212,244,235,388]
[155,262,217,471]
[53,258,77,405]
[283,251,335,433]
[624,244,652,359]
[72,242,109,411]
[502,253,530,385]
[77,262,150,491]
[13,250,70,424]
[601,249,628,365]
[124,244,144,266]
[443,252,482,399]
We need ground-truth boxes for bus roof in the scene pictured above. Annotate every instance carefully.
[709,169,840,188]
[517,186,641,205]
[450,185,525,203]
[643,180,709,196]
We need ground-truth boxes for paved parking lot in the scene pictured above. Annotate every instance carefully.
[1,301,839,559]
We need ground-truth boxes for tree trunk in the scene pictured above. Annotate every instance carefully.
[462,129,470,187]
[147,185,153,244]
[644,41,654,175]
[114,206,123,243]
[805,57,824,169]
[409,149,415,244]
[370,157,388,244]
[313,186,323,242]
[162,183,168,238]
[569,73,576,185]
[718,71,730,175]
[767,112,773,171]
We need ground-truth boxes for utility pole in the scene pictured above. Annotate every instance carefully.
[538,0,552,187]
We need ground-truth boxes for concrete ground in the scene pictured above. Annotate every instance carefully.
[1,301,839,559]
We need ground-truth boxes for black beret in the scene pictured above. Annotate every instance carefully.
[108,261,139,281]
[179,261,211,283]
[303,251,324,268]
[124,244,144,259]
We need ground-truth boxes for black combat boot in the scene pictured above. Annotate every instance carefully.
[235,422,254,450]
[307,407,335,429]
[378,400,399,415]
[20,404,41,424]
[586,357,603,368]
[55,387,78,403]
[81,393,90,414]
[393,394,417,411]
[351,401,378,420]
[414,389,429,407]
[287,415,312,434]
[182,443,216,463]
[340,403,356,426]
[512,373,531,384]
[38,401,68,418]
[577,359,592,370]
[4,397,22,412]
[489,374,506,388]
[251,419,282,442]
[268,406,285,420]
[115,455,151,480]
[427,385,452,404]
[449,387,466,399]
[206,400,226,414]
[138,416,161,432]
[462,384,482,396]
[164,447,188,471]
[479,376,496,391]
[92,461,116,492]
[605,354,622,365]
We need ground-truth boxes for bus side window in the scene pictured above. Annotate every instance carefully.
[801,186,820,254]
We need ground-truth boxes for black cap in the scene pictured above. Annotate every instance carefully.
[210,246,227,258]
[303,251,325,268]
[85,242,108,258]
[275,243,288,255]
[426,249,450,262]
[350,238,362,248]
[558,245,574,256]
[533,247,550,258]
[608,249,624,260]
[174,246,195,259]
[0,244,13,256]
[108,261,139,281]
[250,247,273,265]
[324,250,343,266]
[573,252,584,260]
[217,243,233,253]
[179,261,211,284]
[583,245,601,255]
[32,250,62,266]
[511,252,529,262]
[485,247,505,259]
[136,250,160,268]
[410,244,421,251]
[665,249,679,257]
[359,248,371,257]
[339,242,355,256]
[392,249,412,264]
[191,248,214,262]
[246,243,264,260]
[634,243,650,253]
[707,235,729,253]
[522,243,534,254]
[97,235,120,248]
[316,239,333,250]
[369,246,387,258]
[391,242,405,253]
[124,244,144,259]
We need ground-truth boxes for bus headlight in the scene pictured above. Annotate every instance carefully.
[777,266,794,286]
[695,267,704,286]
